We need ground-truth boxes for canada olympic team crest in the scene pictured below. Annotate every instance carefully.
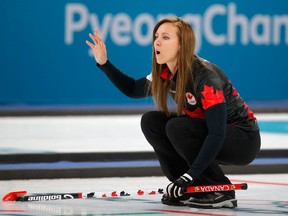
[186,92,197,105]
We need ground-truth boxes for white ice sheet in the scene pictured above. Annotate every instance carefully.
[0,174,288,215]
[0,114,287,154]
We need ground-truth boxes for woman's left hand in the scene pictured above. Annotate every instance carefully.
[166,173,194,198]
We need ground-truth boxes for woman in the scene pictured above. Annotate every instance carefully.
[86,17,261,209]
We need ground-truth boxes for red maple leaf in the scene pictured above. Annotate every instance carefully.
[201,85,224,110]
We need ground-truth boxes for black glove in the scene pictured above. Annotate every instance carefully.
[166,173,194,198]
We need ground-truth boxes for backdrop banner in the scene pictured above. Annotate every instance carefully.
[1,0,287,108]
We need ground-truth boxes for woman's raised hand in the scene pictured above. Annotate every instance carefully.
[86,29,108,65]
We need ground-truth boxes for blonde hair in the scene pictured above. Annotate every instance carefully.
[151,17,196,115]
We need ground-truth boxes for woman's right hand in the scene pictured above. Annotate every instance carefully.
[86,29,108,65]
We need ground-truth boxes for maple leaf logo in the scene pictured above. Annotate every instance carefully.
[186,92,197,105]
[201,85,224,110]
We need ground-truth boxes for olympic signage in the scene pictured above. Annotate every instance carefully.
[65,3,288,52]
[0,0,287,107]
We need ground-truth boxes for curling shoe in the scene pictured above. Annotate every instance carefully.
[161,193,195,206]
[188,192,237,209]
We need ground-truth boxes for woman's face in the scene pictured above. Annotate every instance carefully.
[154,22,180,72]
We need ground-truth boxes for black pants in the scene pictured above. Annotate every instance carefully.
[141,111,261,191]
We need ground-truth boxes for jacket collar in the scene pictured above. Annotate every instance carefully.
[160,66,174,80]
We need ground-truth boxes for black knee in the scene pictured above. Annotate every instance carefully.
[140,111,158,136]
[165,118,182,142]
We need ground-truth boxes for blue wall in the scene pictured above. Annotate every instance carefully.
[0,0,287,108]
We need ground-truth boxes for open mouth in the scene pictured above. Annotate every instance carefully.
[156,50,160,55]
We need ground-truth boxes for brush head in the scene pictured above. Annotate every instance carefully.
[2,191,27,202]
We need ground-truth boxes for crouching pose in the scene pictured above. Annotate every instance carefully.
[86,17,261,208]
